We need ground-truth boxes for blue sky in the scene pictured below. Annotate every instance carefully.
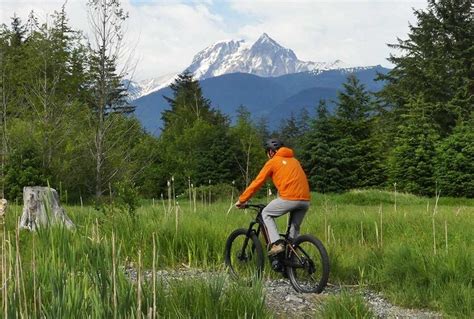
[1,0,427,80]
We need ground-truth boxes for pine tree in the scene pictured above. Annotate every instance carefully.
[435,117,474,197]
[389,97,439,196]
[19,9,88,179]
[300,100,343,193]
[333,75,383,190]
[277,108,311,156]
[379,0,473,136]
[162,71,225,129]
[160,72,235,190]
[1,16,35,197]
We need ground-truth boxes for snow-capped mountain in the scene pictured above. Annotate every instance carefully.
[129,33,349,99]
[187,33,345,80]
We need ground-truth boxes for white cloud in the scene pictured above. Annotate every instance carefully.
[124,2,230,79]
[0,0,428,80]
[229,0,427,68]
[0,0,232,80]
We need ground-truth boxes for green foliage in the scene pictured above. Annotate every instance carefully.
[301,100,343,192]
[159,72,239,192]
[1,222,269,318]
[2,190,473,317]
[333,75,385,190]
[159,277,269,318]
[389,97,439,196]
[4,119,48,200]
[188,183,236,203]
[318,291,374,319]
[379,0,473,135]
[277,108,311,155]
[113,180,140,218]
[4,145,47,201]
[1,0,473,206]
[301,76,385,193]
[327,189,422,206]
[128,133,163,198]
[230,105,267,188]
[435,119,474,197]
[162,71,226,129]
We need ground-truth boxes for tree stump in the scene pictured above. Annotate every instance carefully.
[19,186,75,231]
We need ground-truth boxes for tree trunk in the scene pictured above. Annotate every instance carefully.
[19,186,74,231]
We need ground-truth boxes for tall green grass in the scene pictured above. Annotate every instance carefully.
[0,209,269,318]
[308,190,473,318]
[317,291,374,319]
[1,189,472,317]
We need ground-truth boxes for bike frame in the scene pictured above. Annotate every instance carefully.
[242,204,311,269]
[244,204,294,244]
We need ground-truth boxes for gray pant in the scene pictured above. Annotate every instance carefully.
[262,198,310,244]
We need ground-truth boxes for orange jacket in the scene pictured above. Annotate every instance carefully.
[239,147,311,203]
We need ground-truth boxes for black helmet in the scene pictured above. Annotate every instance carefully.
[264,138,283,152]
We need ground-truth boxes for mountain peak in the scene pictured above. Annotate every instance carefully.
[253,32,281,48]
[185,33,343,79]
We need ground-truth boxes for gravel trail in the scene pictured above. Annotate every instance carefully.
[125,267,443,318]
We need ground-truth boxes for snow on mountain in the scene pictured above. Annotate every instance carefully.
[129,33,351,99]
[188,39,249,79]
[186,33,345,80]
[126,73,177,100]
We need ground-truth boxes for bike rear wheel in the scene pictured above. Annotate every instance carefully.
[224,228,264,281]
[286,234,329,293]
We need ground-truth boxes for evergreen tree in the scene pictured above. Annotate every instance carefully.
[333,75,383,190]
[1,15,44,196]
[0,15,30,118]
[159,72,236,190]
[277,108,311,156]
[162,71,225,129]
[379,0,473,136]
[20,9,88,179]
[300,100,343,192]
[194,122,236,185]
[389,97,439,196]
[435,117,474,197]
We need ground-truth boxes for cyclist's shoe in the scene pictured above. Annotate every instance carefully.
[268,243,285,256]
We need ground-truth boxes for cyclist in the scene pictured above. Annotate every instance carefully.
[235,138,311,256]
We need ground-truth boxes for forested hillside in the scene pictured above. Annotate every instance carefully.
[0,0,472,202]
[132,66,390,133]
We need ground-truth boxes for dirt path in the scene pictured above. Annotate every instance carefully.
[126,267,443,318]
[265,278,442,318]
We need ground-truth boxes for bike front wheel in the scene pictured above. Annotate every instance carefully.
[224,228,264,281]
[286,234,330,293]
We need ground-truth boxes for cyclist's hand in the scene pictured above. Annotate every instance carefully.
[235,200,246,209]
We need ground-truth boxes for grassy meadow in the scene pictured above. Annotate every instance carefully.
[0,190,472,318]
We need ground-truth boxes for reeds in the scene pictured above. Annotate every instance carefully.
[0,189,471,318]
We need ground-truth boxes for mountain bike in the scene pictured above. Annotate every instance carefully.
[224,204,330,293]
